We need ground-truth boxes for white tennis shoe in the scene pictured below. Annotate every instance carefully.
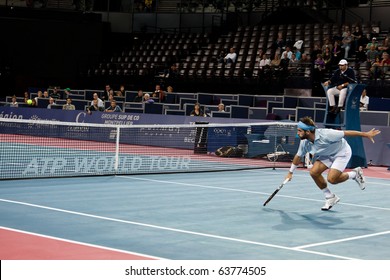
[321,195,340,211]
[353,167,366,190]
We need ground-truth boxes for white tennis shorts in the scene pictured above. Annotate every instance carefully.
[317,144,352,172]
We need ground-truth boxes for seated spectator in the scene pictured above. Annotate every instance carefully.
[105,100,122,112]
[143,93,154,104]
[91,92,104,107]
[8,96,18,107]
[62,98,75,110]
[164,64,178,78]
[133,90,144,102]
[360,89,369,111]
[313,54,326,82]
[47,97,56,109]
[23,91,29,104]
[370,56,382,79]
[190,102,205,117]
[167,86,174,93]
[152,84,165,102]
[63,88,71,99]
[258,53,271,70]
[50,87,61,99]
[332,40,342,65]
[323,47,332,73]
[378,37,389,54]
[43,91,49,98]
[366,37,378,50]
[34,91,43,106]
[341,30,352,58]
[270,53,281,70]
[281,46,293,60]
[87,99,104,114]
[288,53,299,71]
[380,52,390,76]
[117,85,125,97]
[218,103,225,112]
[355,45,367,64]
[366,44,380,64]
[220,47,237,64]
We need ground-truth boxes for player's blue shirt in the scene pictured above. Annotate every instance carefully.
[296,129,347,157]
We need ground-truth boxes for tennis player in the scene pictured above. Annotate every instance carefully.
[286,116,381,210]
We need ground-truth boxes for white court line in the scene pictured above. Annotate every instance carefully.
[118,176,390,211]
[0,226,162,260]
[0,198,355,260]
[294,230,390,250]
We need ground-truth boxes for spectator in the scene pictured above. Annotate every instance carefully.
[282,46,293,60]
[366,37,378,50]
[164,64,178,79]
[313,54,326,82]
[380,52,390,76]
[220,48,237,64]
[87,99,104,114]
[366,44,380,64]
[259,53,271,70]
[105,100,122,112]
[218,103,225,112]
[91,92,104,107]
[332,40,342,65]
[272,32,285,55]
[102,84,111,101]
[323,59,356,114]
[351,26,364,54]
[133,90,144,102]
[355,45,367,65]
[360,89,369,111]
[321,38,333,54]
[50,87,61,99]
[34,91,43,106]
[378,37,389,55]
[270,53,281,70]
[167,86,174,93]
[288,53,299,72]
[143,93,154,104]
[117,85,125,97]
[43,91,49,98]
[322,47,332,73]
[23,91,29,104]
[63,88,71,99]
[190,102,205,117]
[47,97,56,109]
[152,84,165,102]
[62,98,75,110]
[8,96,18,107]
[370,56,382,79]
[341,30,352,58]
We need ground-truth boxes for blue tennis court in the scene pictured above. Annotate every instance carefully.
[1,167,389,260]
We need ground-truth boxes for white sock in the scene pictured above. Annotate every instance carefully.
[322,187,334,199]
[348,171,356,179]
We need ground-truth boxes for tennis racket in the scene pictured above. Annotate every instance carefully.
[263,178,289,206]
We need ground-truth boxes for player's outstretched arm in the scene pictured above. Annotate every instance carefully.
[344,128,381,143]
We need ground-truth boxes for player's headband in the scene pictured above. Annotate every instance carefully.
[298,121,316,131]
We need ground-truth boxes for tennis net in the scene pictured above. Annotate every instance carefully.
[0,118,299,179]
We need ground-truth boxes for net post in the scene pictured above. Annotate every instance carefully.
[114,126,120,173]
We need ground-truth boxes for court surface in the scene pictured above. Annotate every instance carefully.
[0,167,389,260]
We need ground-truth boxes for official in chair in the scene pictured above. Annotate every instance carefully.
[323,59,356,114]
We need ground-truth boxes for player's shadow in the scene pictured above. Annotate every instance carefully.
[262,208,369,231]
